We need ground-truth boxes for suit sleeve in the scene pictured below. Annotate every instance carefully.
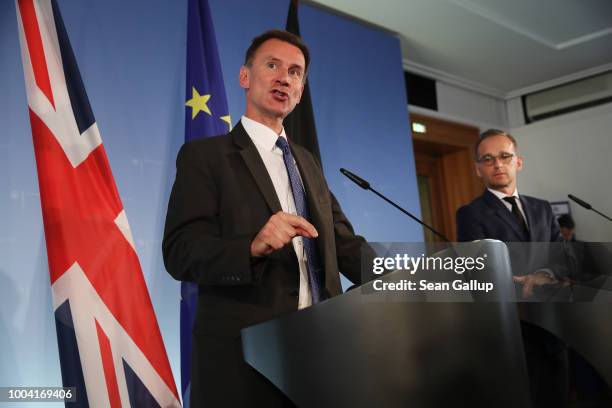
[162,143,261,286]
[544,201,569,279]
[329,192,377,286]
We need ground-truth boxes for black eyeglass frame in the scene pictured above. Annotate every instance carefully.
[476,152,516,166]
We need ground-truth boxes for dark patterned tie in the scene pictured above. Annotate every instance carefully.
[503,196,528,232]
[276,136,323,303]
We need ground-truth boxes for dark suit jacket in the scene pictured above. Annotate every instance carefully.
[456,189,568,352]
[456,189,569,294]
[163,122,367,406]
[456,189,561,244]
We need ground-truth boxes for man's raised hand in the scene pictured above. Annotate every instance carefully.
[250,212,318,257]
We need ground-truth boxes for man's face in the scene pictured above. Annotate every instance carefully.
[475,135,523,192]
[560,227,574,241]
[239,38,305,124]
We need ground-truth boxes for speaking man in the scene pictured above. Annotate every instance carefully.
[456,129,568,407]
[163,30,368,407]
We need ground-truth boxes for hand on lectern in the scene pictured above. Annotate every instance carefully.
[512,271,556,298]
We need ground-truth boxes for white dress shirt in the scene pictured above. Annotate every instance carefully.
[487,187,529,230]
[241,116,312,309]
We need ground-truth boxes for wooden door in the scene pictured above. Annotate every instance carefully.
[410,113,483,241]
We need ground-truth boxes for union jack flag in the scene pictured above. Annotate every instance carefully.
[15,0,180,406]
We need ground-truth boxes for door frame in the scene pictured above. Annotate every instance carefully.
[410,113,483,241]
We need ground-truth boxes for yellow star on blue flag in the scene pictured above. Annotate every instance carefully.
[185,86,211,119]
[220,115,232,130]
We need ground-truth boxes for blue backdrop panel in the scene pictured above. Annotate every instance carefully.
[0,0,419,397]
[300,4,420,242]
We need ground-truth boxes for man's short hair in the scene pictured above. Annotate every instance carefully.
[557,214,575,229]
[474,129,518,160]
[244,29,310,72]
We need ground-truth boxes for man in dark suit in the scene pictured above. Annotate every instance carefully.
[163,30,368,407]
[456,129,568,407]
[456,129,564,295]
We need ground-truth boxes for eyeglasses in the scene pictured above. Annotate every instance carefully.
[477,152,515,166]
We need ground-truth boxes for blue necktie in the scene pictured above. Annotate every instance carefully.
[276,136,324,304]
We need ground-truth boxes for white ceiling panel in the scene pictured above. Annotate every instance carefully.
[310,0,612,95]
[452,0,612,47]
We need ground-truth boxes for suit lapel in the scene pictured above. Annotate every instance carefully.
[233,122,282,214]
[291,144,324,220]
[483,190,527,241]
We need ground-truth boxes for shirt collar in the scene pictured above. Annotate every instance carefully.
[241,115,287,152]
[488,187,519,201]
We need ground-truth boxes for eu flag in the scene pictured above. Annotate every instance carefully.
[182,0,231,405]
[185,0,231,141]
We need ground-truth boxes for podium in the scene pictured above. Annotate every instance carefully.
[241,240,531,407]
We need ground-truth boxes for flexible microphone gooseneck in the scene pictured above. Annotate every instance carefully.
[568,194,612,222]
[340,168,451,242]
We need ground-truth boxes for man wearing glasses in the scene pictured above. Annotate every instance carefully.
[456,128,561,273]
[456,129,568,407]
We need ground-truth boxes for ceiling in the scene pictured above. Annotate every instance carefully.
[311,0,612,97]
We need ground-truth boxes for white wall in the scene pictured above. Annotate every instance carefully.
[407,81,508,131]
[506,96,526,128]
[511,102,612,241]
[436,82,508,130]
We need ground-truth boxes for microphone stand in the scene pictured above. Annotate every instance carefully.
[568,194,612,222]
[340,168,451,242]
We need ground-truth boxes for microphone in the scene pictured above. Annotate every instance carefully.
[568,194,591,210]
[568,194,612,222]
[340,168,451,242]
[340,168,369,190]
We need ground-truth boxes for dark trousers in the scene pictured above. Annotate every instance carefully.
[190,334,296,407]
